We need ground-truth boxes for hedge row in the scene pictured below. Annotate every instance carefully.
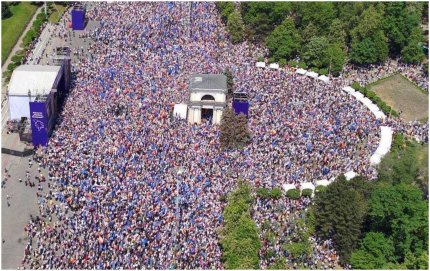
[256,187,282,200]
[220,180,261,269]
[351,82,399,117]
[285,188,318,199]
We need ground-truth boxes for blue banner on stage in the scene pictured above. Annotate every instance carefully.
[233,101,249,117]
[30,102,48,147]
[71,8,86,30]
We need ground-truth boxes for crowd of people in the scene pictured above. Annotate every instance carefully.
[17,2,428,269]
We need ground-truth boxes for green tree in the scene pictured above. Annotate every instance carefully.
[314,176,372,263]
[217,2,235,22]
[220,108,236,150]
[325,43,346,75]
[369,183,428,260]
[227,11,245,44]
[350,5,384,44]
[302,22,319,44]
[328,18,346,46]
[265,17,301,61]
[294,2,336,31]
[401,27,425,63]
[303,36,329,68]
[349,232,396,269]
[350,38,375,65]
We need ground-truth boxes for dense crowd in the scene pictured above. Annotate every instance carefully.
[18,2,428,269]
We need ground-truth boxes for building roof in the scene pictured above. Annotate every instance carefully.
[189,74,227,93]
[8,65,61,96]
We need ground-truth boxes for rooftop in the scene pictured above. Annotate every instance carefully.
[8,65,61,97]
[189,74,227,93]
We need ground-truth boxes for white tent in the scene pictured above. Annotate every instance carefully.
[370,126,393,165]
[342,86,355,94]
[344,171,358,180]
[315,179,331,187]
[306,71,318,79]
[300,182,315,191]
[173,103,188,120]
[295,68,307,75]
[373,110,386,119]
[256,62,266,68]
[318,75,330,83]
[351,91,364,100]
[8,65,61,120]
[282,183,296,192]
[269,63,279,70]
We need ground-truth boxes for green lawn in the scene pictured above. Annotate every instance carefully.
[48,3,67,23]
[1,2,38,64]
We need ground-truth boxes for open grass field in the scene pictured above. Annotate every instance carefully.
[48,3,67,23]
[1,2,38,64]
[368,74,429,122]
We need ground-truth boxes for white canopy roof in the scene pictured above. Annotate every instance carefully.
[315,179,331,187]
[8,65,61,96]
[318,75,330,83]
[306,71,318,79]
[351,91,364,100]
[344,171,358,180]
[295,68,307,75]
[342,86,355,94]
[300,182,315,191]
[256,62,266,68]
[269,63,279,70]
[173,103,188,119]
[370,126,393,165]
[282,184,296,192]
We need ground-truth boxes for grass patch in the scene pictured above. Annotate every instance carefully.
[367,74,428,122]
[48,3,67,23]
[1,2,38,64]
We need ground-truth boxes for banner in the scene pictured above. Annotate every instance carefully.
[30,101,48,146]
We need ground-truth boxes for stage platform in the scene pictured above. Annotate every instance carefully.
[1,131,33,157]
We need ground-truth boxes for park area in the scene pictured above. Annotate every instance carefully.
[368,74,429,122]
[1,2,38,64]
[48,3,67,23]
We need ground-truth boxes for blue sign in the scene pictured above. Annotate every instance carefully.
[30,101,48,146]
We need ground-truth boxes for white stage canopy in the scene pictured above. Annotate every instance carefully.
[315,179,331,187]
[306,71,318,79]
[282,184,296,192]
[295,68,307,75]
[256,62,266,68]
[173,103,188,120]
[344,171,358,180]
[342,86,355,94]
[300,182,315,191]
[370,126,393,165]
[318,75,330,83]
[269,63,279,70]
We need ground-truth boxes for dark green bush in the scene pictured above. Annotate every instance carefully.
[268,57,276,64]
[270,188,283,199]
[351,82,361,90]
[279,59,287,68]
[286,188,300,199]
[319,68,328,75]
[298,61,307,69]
[288,60,298,67]
[7,62,18,71]
[257,56,264,62]
[301,188,313,197]
[256,187,271,199]
[11,54,23,63]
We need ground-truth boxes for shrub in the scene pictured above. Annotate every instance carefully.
[298,61,307,69]
[288,60,298,67]
[7,62,18,71]
[11,54,24,64]
[366,90,376,99]
[310,66,319,73]
[256,188,271,199]
[301,188,313,197]
[270,188,283,199]
[257,56,264,62]
[351,82,361,90]
[319,68,328,75]
[268,57,276,64]
[279,59,287,68]
[286,188,300,199]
